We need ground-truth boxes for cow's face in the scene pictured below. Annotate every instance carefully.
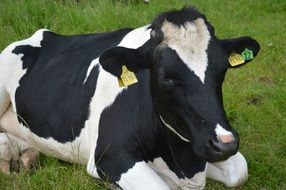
[100,7,260,162]
[148,10,259,162]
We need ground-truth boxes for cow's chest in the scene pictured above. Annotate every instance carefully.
[148,157,206,189]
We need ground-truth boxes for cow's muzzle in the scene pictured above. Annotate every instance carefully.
[207,135,239,162]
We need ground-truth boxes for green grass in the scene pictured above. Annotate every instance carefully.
[0,0,285,189]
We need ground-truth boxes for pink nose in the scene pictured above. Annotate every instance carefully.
[218,134,234,143]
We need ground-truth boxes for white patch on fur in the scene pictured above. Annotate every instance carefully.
[159,116,190,142]
[118,161,170,190]
[84,58,99,83]
[215,124,233,142]
[215,124,232,136]
[160,19,210,83]
[148,157,206,189]
[206,152,248,187]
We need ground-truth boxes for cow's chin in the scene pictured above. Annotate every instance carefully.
[192,142,238,163]
[205,150,238,163]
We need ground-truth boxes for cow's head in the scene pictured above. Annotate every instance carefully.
[100,7,260,162]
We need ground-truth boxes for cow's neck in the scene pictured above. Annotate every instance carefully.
[164,128,206,178]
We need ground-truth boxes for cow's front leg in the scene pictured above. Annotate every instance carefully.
[90,149,170,190]
[117,161,170,190]
[206,151,248,187]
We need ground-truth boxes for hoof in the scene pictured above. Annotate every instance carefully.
[20,149,39,170]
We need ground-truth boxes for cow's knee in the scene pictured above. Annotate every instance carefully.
[206,152,248,187]
[0,105,23,138]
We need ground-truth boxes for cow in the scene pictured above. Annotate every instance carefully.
[0,6,259,190]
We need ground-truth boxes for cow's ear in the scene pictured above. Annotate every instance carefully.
[220,36,260,68]
[99,46,149,77]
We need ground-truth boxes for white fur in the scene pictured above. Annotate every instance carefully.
[118,161,170,190]
[159,116,190,142]
[84,58,99,83]
[0,86,9,118]
[206,152,248,187]
[215,124,233,142]
[160,19,210,83]
[149,157,206,190]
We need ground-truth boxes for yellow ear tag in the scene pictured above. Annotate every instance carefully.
[228,52,245,66]
[118,65,138,87]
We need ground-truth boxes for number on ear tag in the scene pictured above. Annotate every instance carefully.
[241,48,254,61]
[229,53,245,66]
[119,65,138,87]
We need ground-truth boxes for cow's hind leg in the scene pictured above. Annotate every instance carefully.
[0,86,10,123]
[0,86,11,173]
[0,105,39,173]
[0,132,39,174]
[0,47,38,173]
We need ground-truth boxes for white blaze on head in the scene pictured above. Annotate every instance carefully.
[160,18,210,83]
[215,124,234,143]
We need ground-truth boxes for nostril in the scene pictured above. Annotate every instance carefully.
[207,136,239,161]
[208,139,221,152]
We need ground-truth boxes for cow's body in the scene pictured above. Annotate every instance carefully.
[0,7,259,190]
[0,26,147,163]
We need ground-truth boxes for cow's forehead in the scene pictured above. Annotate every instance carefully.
[160,18,211,83]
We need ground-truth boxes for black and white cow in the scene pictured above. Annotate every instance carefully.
[0,7,259,189]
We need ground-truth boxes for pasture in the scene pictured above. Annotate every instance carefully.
[0,0,285,189]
